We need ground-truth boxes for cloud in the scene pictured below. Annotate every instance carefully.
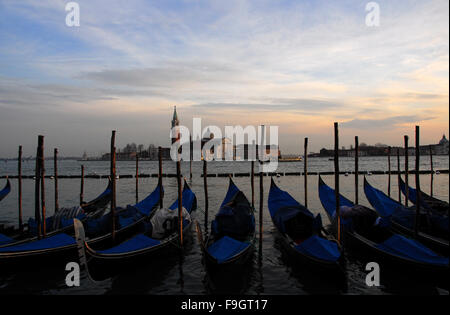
[0,78,117,109]
[77,61,245,88]
[0,0,448,156]
[191,98,346,115]
[341,116,436,129]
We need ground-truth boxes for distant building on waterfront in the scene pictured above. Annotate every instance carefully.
[433,134,449,155]
[317,134,449,157]
[99,106,284,161]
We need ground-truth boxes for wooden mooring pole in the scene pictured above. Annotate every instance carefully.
[404,135,409,207]
[18,146,23,232]
[304,138,308,208]
[111,131,117,242]
[136,153,139,204]
[158,146,163,209]
[203,159,209,231]
[259,125,265,250]
[414,127,422,238]
[429,145,434,197]
[80,165,84,206]
[251,161,255,209]
[177,158,183,247]
[34,137,42,239]
[54,148,59,213]
[397,148,402,204]
[387,146,391,198]
[355,136,359,205]
[334,123,341,244]
[39,136,46,237]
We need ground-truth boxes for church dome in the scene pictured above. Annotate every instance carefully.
[439,134,448,145]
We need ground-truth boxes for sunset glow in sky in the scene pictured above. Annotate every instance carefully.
[0,0,448,157]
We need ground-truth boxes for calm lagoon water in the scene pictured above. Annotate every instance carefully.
[0,156,448,295]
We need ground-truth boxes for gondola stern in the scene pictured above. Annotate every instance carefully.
[73,218,95,279]
[318,175,326,186]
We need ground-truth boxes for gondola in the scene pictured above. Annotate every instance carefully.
[0,183,162,269]
[318,176,448,276]
[80,179,113,213]
[268,178,343,274]
[399,177,449,217]
[0,179,11,202]
[364,178,449,255]
[196,178,255,273]
[74,179,197,278]
[0,179,113,247]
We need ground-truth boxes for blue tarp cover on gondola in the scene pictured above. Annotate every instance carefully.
[220,181,240,208]
[295,235,341,262]
[132,185,162,216]
[268,183,315,233]
[0,180,10,201]
[376,234,449,266]
[85,184,162,235]
[0,233,13,246]
[364,180,401,217]
[98,234,160,254]
[399,178,419,205]
[207,236,250,264]
[364,180,449,235]
[95,185,112,200]
[169,186,196,212]
[0,233,75,252]
[318,179,354,227]
[268,182,324,231]
[211,181,254,238]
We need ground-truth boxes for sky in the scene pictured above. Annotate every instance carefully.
[0,0,448,157]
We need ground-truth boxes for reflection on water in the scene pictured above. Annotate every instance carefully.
[0,158,448,295]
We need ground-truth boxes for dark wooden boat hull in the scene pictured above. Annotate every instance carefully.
[319,177,449,279]
[0,180,112,247]
[274,229,344,276]
[390,221,449,256]
[80,181,197,279]
[364,178,449,255]
[0,179,11,202]
[86,223,194,280]
[0,217,147,271]
[198,178,256,275]
[203,237,255,274]
[328,222,449,280]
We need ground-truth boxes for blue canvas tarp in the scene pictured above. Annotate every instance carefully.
[207,236,250,264]
[211,181,254,239]
[268,183,315,233]
[98,234,160,254]
[0,233,13,246]
[318,178,354,228]
[220,181,240,208]
[0,179,11,201]
[0,233,76,252]
[168,186,196,213]
[376,234,448,266]
[295,235,341,262]
[132,185,162,216]
[364,179,402,217]
[365,179,449,236]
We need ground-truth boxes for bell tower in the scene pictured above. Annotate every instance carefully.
[171,106,180,144]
